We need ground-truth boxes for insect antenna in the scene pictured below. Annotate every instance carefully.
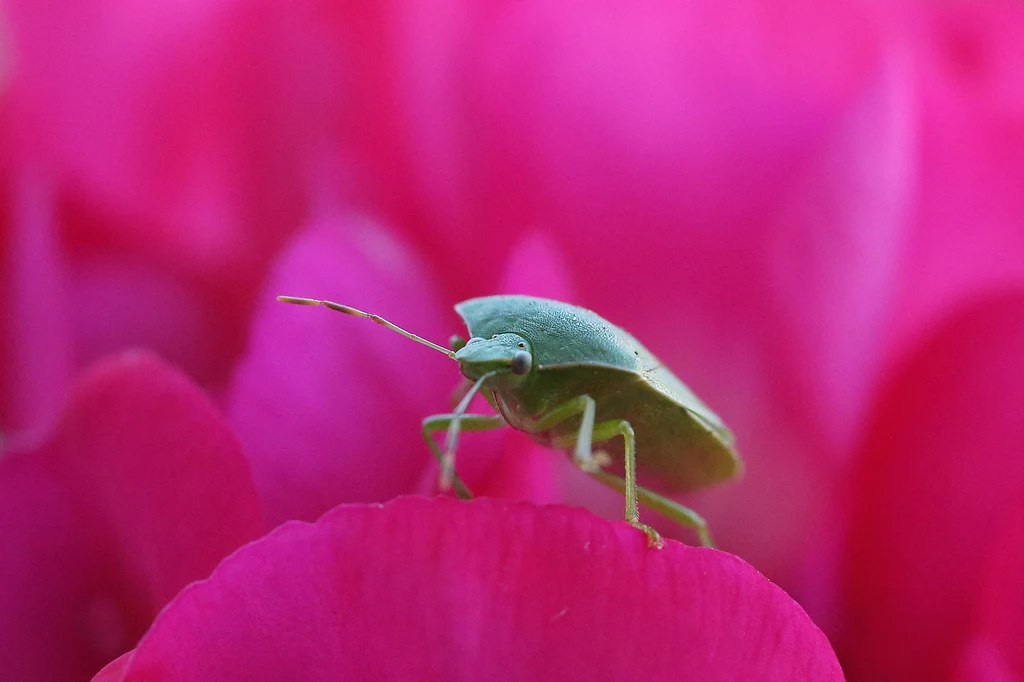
[277,296,456,359]
[439,370,497,491]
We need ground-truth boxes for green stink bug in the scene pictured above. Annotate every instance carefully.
[277,294,742,547]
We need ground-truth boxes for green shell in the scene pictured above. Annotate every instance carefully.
[455,295,742,491]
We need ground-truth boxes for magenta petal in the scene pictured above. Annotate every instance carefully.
[894,1,1024,352]
[92,653,133,682]
[0,162,72,440]
[0,449,93,680]
[0,352,263,681]
[954,637,1018,682]
[466,433,562,505]
[839,293,1024,681]
[951,498,1024,682]
[226,218,457,527]
[107,497,842,681]
[961,499,1024,680]
[5,0,327,281]
[496,230,576,301]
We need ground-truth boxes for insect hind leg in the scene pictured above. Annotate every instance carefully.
[558,418,714,547]
[586,469,714,548]
[537,396,662,548]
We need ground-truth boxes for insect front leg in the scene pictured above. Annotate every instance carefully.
[421,413,506,500]
[531,395,604,471]
[534,396,662,548]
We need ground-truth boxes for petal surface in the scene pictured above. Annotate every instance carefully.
[226,217,456,526]
[958,498,1024,681]
[105,497,844,682]
[838,293,1024,681]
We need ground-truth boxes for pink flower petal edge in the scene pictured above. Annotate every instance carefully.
[98,497,843,682]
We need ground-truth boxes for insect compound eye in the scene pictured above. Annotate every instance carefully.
[510,350,533,375]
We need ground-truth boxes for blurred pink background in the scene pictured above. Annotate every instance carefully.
[2,1,1023,680]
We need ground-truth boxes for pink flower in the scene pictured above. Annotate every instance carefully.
[310,5,1024,679]
[2,0,1023,680]
[0,353,263,680]
[92,497,843,681]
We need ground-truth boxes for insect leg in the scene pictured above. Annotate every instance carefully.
[531,395,601,469]
[535,397,662,548]
[422,414,506,499]
[586,470,714,548]
[589,420,663,548]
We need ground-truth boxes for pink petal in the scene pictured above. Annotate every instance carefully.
[495,230,576,301]
[2,0,344,396]
[959,498,1024,681]
[838,293,1024,681]
[891,0,1024,354]
[92,653,133,682]
[65,249,234,390]
[0,159,72,441]
[331,2,883,287]
[0,352,263,681]
[954,637,1018,682]
[3,0,342,391]
[444,432,564,506]
[4,0,332,284]
[103,497,843,681]
[226,217,460,527]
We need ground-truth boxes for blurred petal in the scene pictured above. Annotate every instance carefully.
[762,43,914,451]
[226,216,456,527]
[838,292,1024,681]
[496,229,576,301]
[0,448,92,680]
[103,497,844,681]
[3,0,346,391]
[0,352,263,681]
[332,1,883,288]
[959,498,1024,681]
[64,251,225,386]
[954,638,1018,682]
[92,654,132,682]
[4,0,335,282]
[892,0,1024,352]
[0,161,71,441]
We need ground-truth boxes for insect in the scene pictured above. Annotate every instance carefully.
[277,294,742,547]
